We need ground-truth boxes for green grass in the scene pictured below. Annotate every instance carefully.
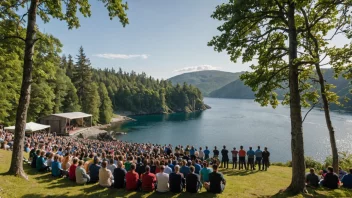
[0,150,351,198]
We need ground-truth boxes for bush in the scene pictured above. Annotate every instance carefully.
[305,156,323,170]
[324,152,352,171]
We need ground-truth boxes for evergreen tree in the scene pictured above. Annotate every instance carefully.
[72,46,93,106]
[82,83,100,125]
[66,54,74,79]
[98,83,113,124]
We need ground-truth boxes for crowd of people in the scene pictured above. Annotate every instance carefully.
[0,130,274,194]
[305,166,352,189]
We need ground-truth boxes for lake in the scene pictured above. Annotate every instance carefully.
[111,98,352,163]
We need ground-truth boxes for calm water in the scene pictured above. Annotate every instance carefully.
[111,98,352,162]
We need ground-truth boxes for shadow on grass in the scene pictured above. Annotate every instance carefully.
[262,187,352,198]
[220,168,261,176]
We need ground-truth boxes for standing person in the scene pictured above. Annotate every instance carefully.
[255,146,263,170]
[76,160,90,184]
[113,161,127,189]
[186,166,201,193]
[213,146,219,159]
[231,147,238,169]
[99,161,113,188]
[125,163,140,191]
[204,146,210,160]
[190,146,196,160]
[156,165,169,192]
[247,147,255,170]
[262,147,270,171]
[198,147,204,161]
[238,146,246,170]
[321,166,340,189]
[169,165,185,193]
[141,166,157,192]
[221,146,229,169]
[206,164,226,194]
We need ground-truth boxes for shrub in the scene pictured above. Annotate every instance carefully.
[305,156,323,170]
[324,152,352,171]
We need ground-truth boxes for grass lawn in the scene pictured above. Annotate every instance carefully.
[0,150,351,198]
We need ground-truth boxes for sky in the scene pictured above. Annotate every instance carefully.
[34,0,253,79]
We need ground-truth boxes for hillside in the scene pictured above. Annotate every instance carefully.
[168,70,243,96]
[209,79,254,99]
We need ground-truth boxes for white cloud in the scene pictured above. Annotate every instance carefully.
[94,53,149,60]
[174,65,221,73]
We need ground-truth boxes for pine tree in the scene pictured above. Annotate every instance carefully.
[66,54,74,79]
[72,46,93,106]
[82,83,100,125]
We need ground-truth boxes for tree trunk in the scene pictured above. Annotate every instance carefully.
[8,0,38,179]
[315,63,339,173]
[307,27,339,174]
[286,1,306,193]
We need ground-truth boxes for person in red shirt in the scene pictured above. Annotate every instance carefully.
[125,163,140,191]
[141,165,156,192]
[69,158,78,181]
[238,146,247,170]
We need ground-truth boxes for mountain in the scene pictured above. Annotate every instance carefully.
[209,79,254,99]
[168,70,243,96]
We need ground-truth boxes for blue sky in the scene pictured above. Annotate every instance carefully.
[35,0,252,79]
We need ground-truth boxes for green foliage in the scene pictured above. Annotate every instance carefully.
[98,83,113,124]
[82,83,100,125]
[325,152,352,171]
[305,157,323,171]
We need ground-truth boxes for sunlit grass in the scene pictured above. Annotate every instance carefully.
[0,150,351,197]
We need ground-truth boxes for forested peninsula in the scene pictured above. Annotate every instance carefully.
[0,25,208,126]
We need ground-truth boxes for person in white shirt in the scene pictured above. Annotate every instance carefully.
[198,147,204,161]
[99,161,114,187]
[156,165,169,192]
[107,158,117,178]
[75,160,90,184]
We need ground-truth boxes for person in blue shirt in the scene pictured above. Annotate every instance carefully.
[89,157,101,183]
[342,168,352,188]
[247,147,255,170]
[200,161,212,183]
[190,146,196,160]
[51,154,63,177]
[180,160,190,178]
[36,151,49,172]
[254,146,263,170]
[204,146,210,160]
[167,159,174,172]
[192,159,202,174]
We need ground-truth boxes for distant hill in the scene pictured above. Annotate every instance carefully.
[169,69,352,111]
[168,70,243,96]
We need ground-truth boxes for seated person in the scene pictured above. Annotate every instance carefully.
[31,150,39,169]
[113,161,127,189]
[141,166,156,192]
[99,161,113,187]
[206,164,226,194]
[186,166,201,193]
[321,166,339,189]
[51,154,63,177]
[88,157,101,183]
[200,162,212,183]
[36,151,49,172]
[341,168,352,188]
[126,163,140,191]
[180,160,190,178]
[339,167,347,180]
[306,168,319,188]
[76,160,90,184]
[156,165,169,192]
[169,165,185,193]
[69,158,78,181]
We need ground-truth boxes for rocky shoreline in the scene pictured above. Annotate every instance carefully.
[72,115,133,139]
